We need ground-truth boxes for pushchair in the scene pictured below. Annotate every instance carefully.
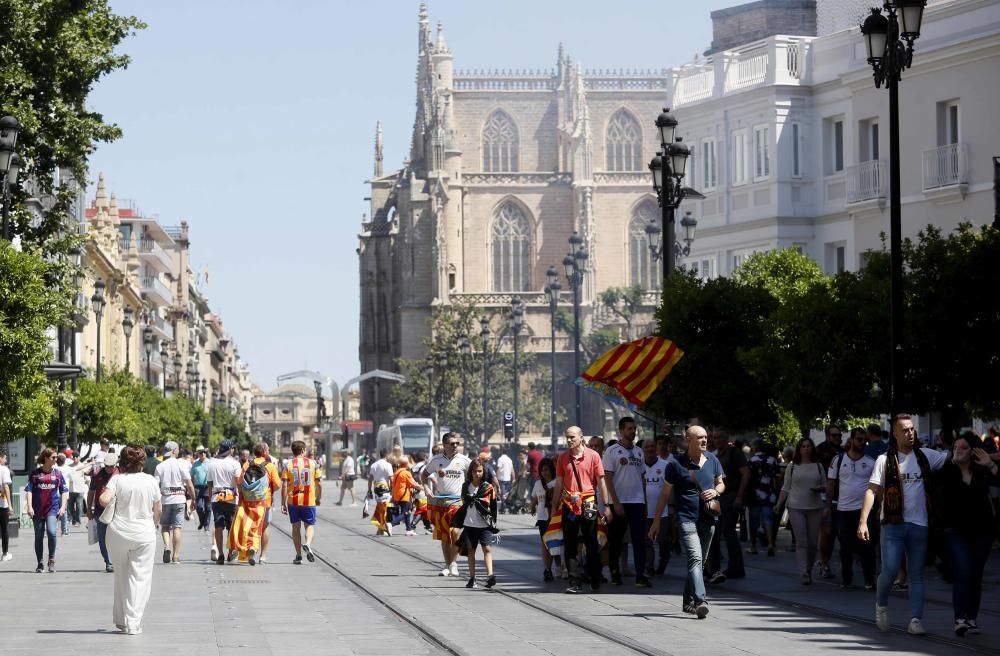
[504,477,531,514]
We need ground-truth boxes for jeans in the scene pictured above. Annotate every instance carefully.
[835,509,875,585]
[562,507,601,584]
[787,508,822,577]
[878,522,929,619]
[945,529,992,621]
[748,505,775,541]
[708,496,745,576]
[679,518,716,607]
[33,515,58,562]
[68,492,83,525]
[0,507,9,554]
[608,503,647,577]
[499,481,512,512]
[97,520,112,566]
[645,517,671,574]
[194,487,211,530]
[391,501,415,531]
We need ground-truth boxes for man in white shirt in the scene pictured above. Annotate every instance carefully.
[642,438,673,577]
[337,450,357,506]
[603,417,650,587]
[422,433,472,576]
[859,413,948,636]
[155,441,195,563]
[826,427,877,590]
[495,450,515,514]
[368,449,394,536]
[206,440,243,564]
[0,451,12,561]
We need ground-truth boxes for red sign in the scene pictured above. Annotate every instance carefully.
[341,420,374,432]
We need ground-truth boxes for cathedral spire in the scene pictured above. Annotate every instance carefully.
[109,191,120,225]
[435,21,450,53]
[374,121,384,178]
[94,172,108,210]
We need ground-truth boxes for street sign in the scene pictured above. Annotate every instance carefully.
[341,420,374,432]
[504,411,513,421]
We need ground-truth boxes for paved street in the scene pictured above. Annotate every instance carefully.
[2,497,997,656]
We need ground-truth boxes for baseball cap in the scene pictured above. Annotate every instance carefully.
[63,448,74,457]
[162,440,179,455]
[104,452,119,467]
[218,439,234,454]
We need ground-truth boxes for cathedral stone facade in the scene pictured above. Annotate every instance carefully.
[359,4,676,436]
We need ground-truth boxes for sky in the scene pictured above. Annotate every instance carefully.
[87,0,738,392]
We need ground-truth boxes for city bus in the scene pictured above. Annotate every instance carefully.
[376,418,435,456]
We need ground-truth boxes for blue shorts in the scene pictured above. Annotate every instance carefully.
[288,506,317,526]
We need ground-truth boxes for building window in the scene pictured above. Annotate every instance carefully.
[937,99,960,145]
[701,139,717,190]
[482,110,519,172]
[825,241,847,274]
[689,257,715,281]
[731,129,748,186]
[281,431,292,447]
[824,117,845,174]
[629,200,660,290]
[606,110,643,172]
[791,123,802,178]
[491,202,532,292]
[753,125,770,180]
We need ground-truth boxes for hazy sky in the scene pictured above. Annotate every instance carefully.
[87,0,737,391]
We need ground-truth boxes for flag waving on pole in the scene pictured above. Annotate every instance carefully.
[575,336,684,411]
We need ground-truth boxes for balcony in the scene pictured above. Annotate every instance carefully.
[136,238,173,272]
[140,275,174,307]
[147,312,174,342]
[846,160,886,206]
[923,143,968,194]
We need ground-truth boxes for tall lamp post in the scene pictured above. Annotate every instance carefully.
[436,351,448,431]
[458,335,471,438]
[122,305,134,373]
[159,342,170,398]
[1,116,22,241]
[563,232,588,427]
[424,362,437,429]
[544,266,561,449]
[645,210,698,268]
[860,0,927,415]
[648,108,700,281]
[510,296,524,443]
[480,316,490,443]
[90,278,106,382]
[142,326,154,385]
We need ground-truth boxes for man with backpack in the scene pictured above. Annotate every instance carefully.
[826,427,877,590]
[229,442,281,566]
[206,440,242,564]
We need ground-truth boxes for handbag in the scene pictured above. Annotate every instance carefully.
[689,468,721,517]
[98,493,117,524]
[569,456,598,520]
[87,520,99,545]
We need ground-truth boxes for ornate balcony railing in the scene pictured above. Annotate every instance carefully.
[847,159,885,204]
[922,143,967,190]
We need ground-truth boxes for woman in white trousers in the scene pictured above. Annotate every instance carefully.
[99,444,162,635]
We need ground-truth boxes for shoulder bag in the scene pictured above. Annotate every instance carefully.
[688,457,721,517]
[570,455,598,520]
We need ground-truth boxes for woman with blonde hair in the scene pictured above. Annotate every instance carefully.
[100,444,162,635]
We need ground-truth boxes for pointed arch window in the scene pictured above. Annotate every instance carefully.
[629,200,660,290]
[482,111,519,172]
[491,202,532,291]
[606,110,643,172]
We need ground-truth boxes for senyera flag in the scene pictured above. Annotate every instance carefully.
[575,336,683,411]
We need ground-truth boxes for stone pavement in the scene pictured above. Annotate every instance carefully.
[2,499,997,656]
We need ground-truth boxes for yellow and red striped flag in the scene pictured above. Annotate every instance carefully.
[577,336,684,410]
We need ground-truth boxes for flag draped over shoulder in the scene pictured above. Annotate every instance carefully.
[576,336,683,411]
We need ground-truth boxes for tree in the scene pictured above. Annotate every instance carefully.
[598,285,647,339]
[76,375,141,442]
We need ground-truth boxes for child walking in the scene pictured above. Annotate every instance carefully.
[454,460,499,589]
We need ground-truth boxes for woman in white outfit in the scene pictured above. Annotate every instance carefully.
[99,444,162,635]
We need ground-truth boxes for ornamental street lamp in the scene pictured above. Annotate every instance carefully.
[173,352,183,391]
[458,335,471,438]
[159,342,170,398]
[1,116,22,241]
[90,278,106,382]
[544,265,561,450]
[200,378,207,401]
[646,210,698,264]
[510,296,524,444]
[122,305,134,372]
[480,316,490,443]
[860,0,927,415]
[142,326,154,385]
[563,232,588,427]
[186,360,197,395]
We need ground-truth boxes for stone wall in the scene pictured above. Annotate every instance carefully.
[710,0,817,52]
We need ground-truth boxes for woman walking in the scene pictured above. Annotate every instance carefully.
[100,444,162,635]
[529,457,560,581]
[24,448,68,573]
[939,433,999,636]
[775,438,825,584]
[454,459,499,589]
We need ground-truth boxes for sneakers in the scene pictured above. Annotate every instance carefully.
[955,619,969,637]
[162,549,171,564]
[439,566,453,577]
[967,620,981,635]
[543,569,554,582]
[35,562,44,573]
[864,581,876,592]
[125,627,143,635]
[695,602,710,619]
[466,576,477,589]
[226,549,238,563]
[303,544,315,563]
[817,564,833,579]
[259,555,268,565]
[635,576,651,588]
[210,545,219,562]
[248,549,257,566]
[485,575,496,589]
[908,618,926,636]
[682,604,696,614]
[106,564,114,573]
[565,581,583,594]
[875,605,890,632]
[293,555,303,565]
[47,559,55,573]
[610,572,623,586]
[216,555,225,565]
[404,530,416,536]
[449,561,460,577]
[1,552,12,562]
[708,571,727,584]
[385,524,393,537]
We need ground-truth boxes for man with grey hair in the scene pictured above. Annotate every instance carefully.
[650,425,725,618]
[155,441,195,563]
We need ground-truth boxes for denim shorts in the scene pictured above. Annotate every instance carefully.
[160,503,185,529]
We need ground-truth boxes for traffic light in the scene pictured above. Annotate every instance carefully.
[503,411,514,440]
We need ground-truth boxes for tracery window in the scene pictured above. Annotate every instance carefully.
[491,202,532,291]
[482,111,519,172]
[606,110,643,172]
[629,200,660,290]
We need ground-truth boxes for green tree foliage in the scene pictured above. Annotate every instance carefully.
[0,243,72,442]
[76,375,141,442]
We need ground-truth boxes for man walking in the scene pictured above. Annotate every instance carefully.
[550,426,612,594]
[707,431,749,582]
[87,453,120,572]
[229,442,281,565]
[154,441,195,564]
[0,451,11,562]
[336,450,357,506]
[642,438,673,577]
[859,413,948,635]
[650,425,725,619]
[206,440,242,564]
[423,434,472,576]
[604,416,650,587]
[281,440,321,564]
[496,449,515,514]
[827,427,876,590]
[191,449,212,532]
[816,425,845,579]
[368,449,394,536]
